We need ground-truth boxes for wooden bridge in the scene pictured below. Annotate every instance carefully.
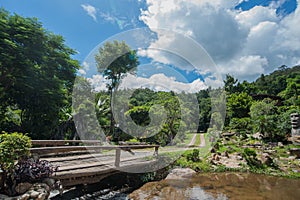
[30,140,159,187]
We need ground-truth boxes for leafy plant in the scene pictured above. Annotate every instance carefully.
[0,132,31,171]
[0,132,31,195]
[14,159,58,183]
[242,148,263,169]
[186,149,200,162]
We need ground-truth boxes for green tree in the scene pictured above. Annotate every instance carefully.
[224,74,238,94]
[0,9,79,139]
[227,92,253,119]
[95,41,139,137]
[250,99,277,139]
[197,89,211,132]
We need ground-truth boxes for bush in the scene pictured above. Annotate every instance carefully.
[228,117,251,132]
[186,149,200,162]
[0,132,31,195]
[0,132,31,171]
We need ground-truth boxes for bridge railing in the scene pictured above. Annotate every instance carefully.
[30,140,159,167]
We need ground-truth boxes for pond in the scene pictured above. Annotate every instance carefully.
[129,173,300,200]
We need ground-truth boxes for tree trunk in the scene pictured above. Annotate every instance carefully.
[109,88,115,137]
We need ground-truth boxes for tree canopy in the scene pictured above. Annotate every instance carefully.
[94,40,139,137]
[0,9,80,139]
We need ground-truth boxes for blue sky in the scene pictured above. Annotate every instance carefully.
[1,0,299,91]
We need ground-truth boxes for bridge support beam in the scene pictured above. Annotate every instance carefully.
[115,149,121,167]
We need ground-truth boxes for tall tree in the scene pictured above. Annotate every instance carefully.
[224,74,238,94]
[95,40,139,137]
[0,9,79,139]
[250,99,277,139]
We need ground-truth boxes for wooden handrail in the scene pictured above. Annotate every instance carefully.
[30,142,159,167]
[30,145,159,154]
[31,140,102,146]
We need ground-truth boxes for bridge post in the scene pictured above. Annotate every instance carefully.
[154,146,159,157]
[115,148,121,167]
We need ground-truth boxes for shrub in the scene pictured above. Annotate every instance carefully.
[186,149,200,162]
[228,117,251,132]
[0,132,31,195]
[0,132,31,171]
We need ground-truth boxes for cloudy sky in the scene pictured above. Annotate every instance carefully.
[1,0,299,91]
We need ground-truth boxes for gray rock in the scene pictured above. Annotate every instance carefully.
[37,193,47,200]
[252,132,262,140]
[237,156,243,160]
[20,193,30,200]
[30,191,40,198]
[278,142,284,148]
[15,182,32,194]
[260,153,273,166]
[166,168,196,180]
[43,178,55,188]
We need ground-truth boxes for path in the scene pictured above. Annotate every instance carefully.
[199,133,206,147]
[188,134,197,146]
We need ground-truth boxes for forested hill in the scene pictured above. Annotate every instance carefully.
[221,64,300,142]
[254,65,300,96]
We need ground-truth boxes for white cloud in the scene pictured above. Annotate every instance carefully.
[87,73,207,93]
[235,6,278,29]
[82,61,90,70]
[140,0,300,81]
[78,69,86,75]
[119,73,207,93]
[81,4,97,22]
[87,75,108,92]
[221,55,267,79]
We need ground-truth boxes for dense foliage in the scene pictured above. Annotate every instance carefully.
[95,41,139,136]
[224,66,300,141]
[0,132,31,171]
[1,8,299,144]
[0,132,31,195]
[0,9,80,139]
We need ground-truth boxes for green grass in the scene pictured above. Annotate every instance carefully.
[184,133,195,145]
[194,134,201,146]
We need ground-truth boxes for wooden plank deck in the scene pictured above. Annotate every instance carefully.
[30,140,159,187]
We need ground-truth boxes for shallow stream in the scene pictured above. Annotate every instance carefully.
[51,172,300,200]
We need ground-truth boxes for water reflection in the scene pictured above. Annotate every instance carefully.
[185,187,228,200]
[129,173,300,200]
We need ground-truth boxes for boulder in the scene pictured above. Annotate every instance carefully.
[42,178,55,189]
[20,193,30,200]
[166,168,196,180]
[30,191,40,198]
[15,182,32,194]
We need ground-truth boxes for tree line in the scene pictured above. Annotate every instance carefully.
[1,8,299,144]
